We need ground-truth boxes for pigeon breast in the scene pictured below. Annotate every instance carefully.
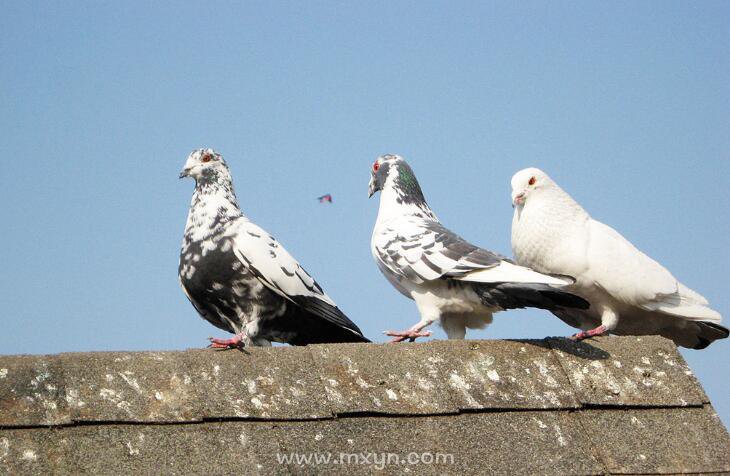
[179,231,287,334]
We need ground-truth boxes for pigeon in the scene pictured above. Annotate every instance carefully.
[317,194,333,204]
[510,167,727,349]
[179,148,369,348]
[368,154,590,342]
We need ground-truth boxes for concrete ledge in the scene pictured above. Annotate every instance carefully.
[1,336,728,475]
[0,336,709,426]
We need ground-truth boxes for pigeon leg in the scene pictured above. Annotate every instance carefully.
[384,320,433,343]
[384,328,432,343]
[571,306,616,341]
[208,332,246,349]
[570,325,607,341]
[386,305,439,342]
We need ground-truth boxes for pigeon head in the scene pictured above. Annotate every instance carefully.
[511,167,552,207]
[179,148,231,184]
[368,154,400,198]
[368,154,428,205]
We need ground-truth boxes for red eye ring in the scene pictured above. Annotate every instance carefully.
[528,176,536,186]
[202,154,212,163]
[373,161,380,172]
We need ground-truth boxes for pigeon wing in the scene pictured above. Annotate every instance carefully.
[230,221,368,338]
[586,219,720,322]
[374,218,569,286]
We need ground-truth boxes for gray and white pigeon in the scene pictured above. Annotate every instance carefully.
[368,154,589,342]
[511,167,727,349]
[179,148,369,347]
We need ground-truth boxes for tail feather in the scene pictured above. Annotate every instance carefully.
[644,282,721,323]
[652,303,722,322]
[692,322,729,350]
[677,282,710,305]
[291,296,370,339]
[476,282,590,311]
[288,312,372,345]
[272,296,371,345]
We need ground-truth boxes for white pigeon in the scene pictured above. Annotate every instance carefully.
[511,167,727,349]
[368,154,589,342]
[179,148,369,347]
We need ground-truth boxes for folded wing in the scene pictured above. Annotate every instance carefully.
[232,221,369,340]
[374,218,572,286]
[586,220,721,322]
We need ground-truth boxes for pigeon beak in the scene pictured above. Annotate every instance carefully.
[368,178,376,198]
[512,192,525,207]
[179,168,191,179]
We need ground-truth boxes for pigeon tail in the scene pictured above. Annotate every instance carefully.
[644,283,722,323]
[287,296,371,345]
[290,322,371,345]
[285,310,372,345]
[475,282,590,312]
[691,322,729,350]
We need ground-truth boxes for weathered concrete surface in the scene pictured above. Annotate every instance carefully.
[310,342,459,415]
[60,351,200,423]
[273,412,606,475]
[62,422,281,475]
[0,428,66,474]
[185,346,332,420]
[0,423,281,475]
[309,339,580,416]
[10,409,723,475]
[0,355,70,427]
[549,335,707,407]
[1,336,729,475]
[0,414,607,475]
[433,339,580,410]
[1,336,708,426]
[578,405,730,474]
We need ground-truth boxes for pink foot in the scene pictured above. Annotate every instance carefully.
[208,333,245,349]
[570,325,608,341]
[383,329,432,343]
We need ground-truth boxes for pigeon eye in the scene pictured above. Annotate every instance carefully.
[202,154,212,163]
[528,176,536,186]
[373,162,380,172]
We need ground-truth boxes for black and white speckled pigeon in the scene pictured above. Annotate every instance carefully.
[179,148,369,348]
[368,154,590,342]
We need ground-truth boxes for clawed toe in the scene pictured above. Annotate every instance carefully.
[569,325,607,342]
[207,335,245,350]
[383,329,432,343]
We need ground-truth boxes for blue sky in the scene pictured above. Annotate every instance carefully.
[1,2,728,423]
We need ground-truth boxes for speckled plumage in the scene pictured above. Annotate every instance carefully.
[179,148,369,347]
[368,154,589,340]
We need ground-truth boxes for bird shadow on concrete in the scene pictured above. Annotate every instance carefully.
[508,337,610,360]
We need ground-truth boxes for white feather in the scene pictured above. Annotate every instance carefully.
[231,221,337,306]
[453,261,571,286]
[510,167,724,343]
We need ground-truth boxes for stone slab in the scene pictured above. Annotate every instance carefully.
[185,346,332,420]
[578,405,730,474]
[272,411,605,475]
[549,336,707,407]
[433,339,580,410]
[59,351,199,423]
[61,422,282,475]
[0,355,70,427]
[309,342,459,416]
[0,428,67,474]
